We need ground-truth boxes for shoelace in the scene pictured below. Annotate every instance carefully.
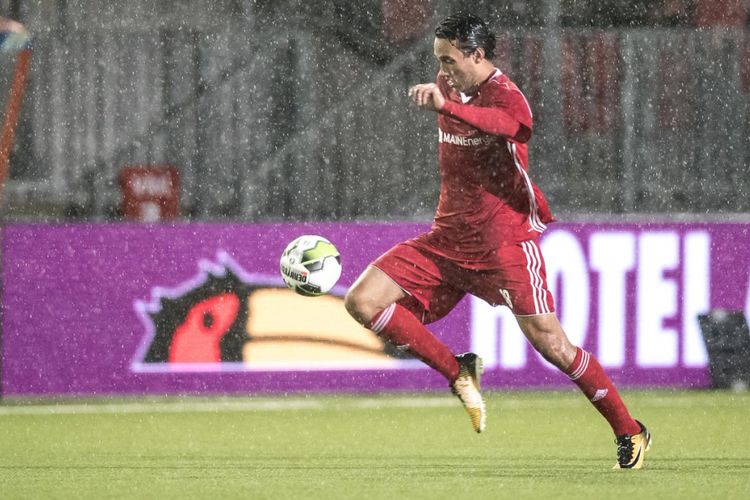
[615,435,635,464]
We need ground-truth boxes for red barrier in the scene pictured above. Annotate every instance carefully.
[119,165,180,221]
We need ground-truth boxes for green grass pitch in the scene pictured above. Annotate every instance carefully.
[1,390,748,499]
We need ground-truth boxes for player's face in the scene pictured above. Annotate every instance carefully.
[433,37,479,93]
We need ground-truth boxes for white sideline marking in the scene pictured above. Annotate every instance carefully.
[0,397,455,416]
[0,393,745,416]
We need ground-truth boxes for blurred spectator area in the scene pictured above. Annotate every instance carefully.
[1,0,749,221]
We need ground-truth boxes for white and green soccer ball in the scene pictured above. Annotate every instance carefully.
[280,235,342,296]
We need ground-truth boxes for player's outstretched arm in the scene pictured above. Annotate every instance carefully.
[440,100,532,143]
[408,82,531,142]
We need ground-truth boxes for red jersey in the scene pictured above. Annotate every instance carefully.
[415,69,554,268]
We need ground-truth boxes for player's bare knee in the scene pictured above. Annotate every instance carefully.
[537,343,566,369]
[518,315,576,369]
[535,336,575,370]
[344,288,363,321]
[344,287,374,325]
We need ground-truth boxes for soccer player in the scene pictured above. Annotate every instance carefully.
[345,13,651,469]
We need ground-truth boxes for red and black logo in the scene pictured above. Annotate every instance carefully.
[132,252,409,372]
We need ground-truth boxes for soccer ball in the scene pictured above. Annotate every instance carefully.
[280,235,342,296]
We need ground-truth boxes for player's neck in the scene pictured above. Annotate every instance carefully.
[465,64,497,95]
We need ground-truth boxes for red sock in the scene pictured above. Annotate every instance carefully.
[369,303,459,381]
[565,347,641,436]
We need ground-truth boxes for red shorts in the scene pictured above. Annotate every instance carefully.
[372,238,555,322]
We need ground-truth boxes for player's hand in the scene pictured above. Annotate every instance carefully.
[408,83,445,112]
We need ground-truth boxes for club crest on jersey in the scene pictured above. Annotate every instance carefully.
[438,128,493,146]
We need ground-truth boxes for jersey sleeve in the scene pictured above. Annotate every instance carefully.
[439,83,533,143]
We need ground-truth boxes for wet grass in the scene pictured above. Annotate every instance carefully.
[0,390,748,499]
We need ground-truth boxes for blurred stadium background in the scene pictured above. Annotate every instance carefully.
[1,1,750,498]
[2,0,749,220]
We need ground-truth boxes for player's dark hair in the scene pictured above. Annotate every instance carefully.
[435,13,496,60]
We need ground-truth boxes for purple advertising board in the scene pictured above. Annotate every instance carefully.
[2,222,748,396]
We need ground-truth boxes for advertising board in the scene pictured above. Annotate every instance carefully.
[4,222,746,396]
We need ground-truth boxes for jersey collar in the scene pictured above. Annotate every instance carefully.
[459,68,503,103]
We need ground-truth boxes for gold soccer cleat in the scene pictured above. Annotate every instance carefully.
[613,420,652,469]
[450,352,486,433]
